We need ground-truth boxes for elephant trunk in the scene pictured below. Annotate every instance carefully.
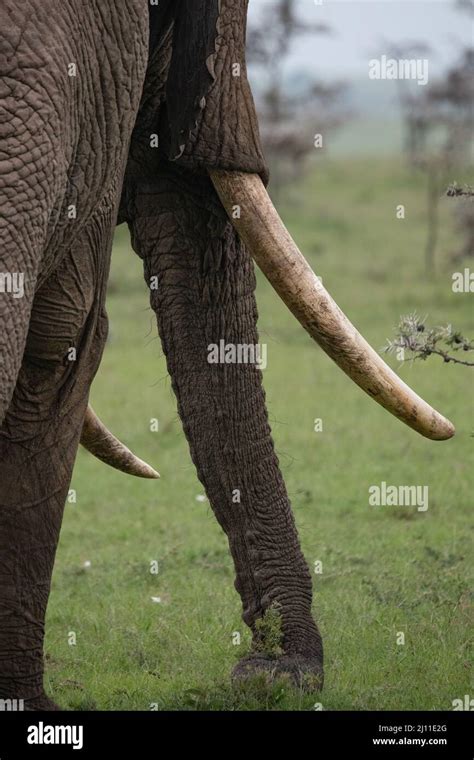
[126,167,324,669]
[210,170,455,442]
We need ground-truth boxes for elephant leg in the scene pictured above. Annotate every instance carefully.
[0,158,56,425]
[0,212,112,710]
[127,167,323,688]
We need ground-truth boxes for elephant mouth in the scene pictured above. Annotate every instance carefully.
[80,170,454,480]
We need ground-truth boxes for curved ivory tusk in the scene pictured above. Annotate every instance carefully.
[80,405,160,479]
[210,170,455,441]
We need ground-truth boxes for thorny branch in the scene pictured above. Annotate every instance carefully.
[384,313,474,367]
[446,182,474,197]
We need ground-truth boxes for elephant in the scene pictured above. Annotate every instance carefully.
[0,0,454,711]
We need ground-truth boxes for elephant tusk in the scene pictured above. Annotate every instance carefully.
[80,405,160,479]
[210,170,455,442]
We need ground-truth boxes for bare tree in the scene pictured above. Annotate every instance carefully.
[429,45,474,264]
[247,0,349,195]
[456,0,474,17]
[383,28,473,273]
[378,40,433,163]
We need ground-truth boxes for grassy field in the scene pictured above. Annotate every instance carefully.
[45,158,473,711]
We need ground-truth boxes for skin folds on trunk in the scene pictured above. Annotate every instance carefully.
[122,0,323,683]
[127,165,323,672]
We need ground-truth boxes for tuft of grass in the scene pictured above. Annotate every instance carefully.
[254,602,284,658]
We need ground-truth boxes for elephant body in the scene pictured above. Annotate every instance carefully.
[0,0,322,709]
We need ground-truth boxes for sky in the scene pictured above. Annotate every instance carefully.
[248,0,472,80]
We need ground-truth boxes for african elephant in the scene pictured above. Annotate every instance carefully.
[0,0,454,711]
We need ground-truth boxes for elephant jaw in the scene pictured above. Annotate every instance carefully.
[210,170,455,442]
[80,406,159,479]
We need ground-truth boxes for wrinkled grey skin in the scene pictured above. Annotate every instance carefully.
[0,0,323,710]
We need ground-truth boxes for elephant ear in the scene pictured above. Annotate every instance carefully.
[164,0,268,183]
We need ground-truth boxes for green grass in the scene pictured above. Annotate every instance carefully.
[46,157,473,711]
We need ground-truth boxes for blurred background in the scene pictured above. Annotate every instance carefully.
[247,0,473,261]
[48,1,473,711]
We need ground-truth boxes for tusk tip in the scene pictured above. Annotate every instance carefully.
[421,410,455,441]
[81,406,161,479]
[132,458,160,480]
[431,419,455,441]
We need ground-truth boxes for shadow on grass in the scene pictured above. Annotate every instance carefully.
[55,676,326,712]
